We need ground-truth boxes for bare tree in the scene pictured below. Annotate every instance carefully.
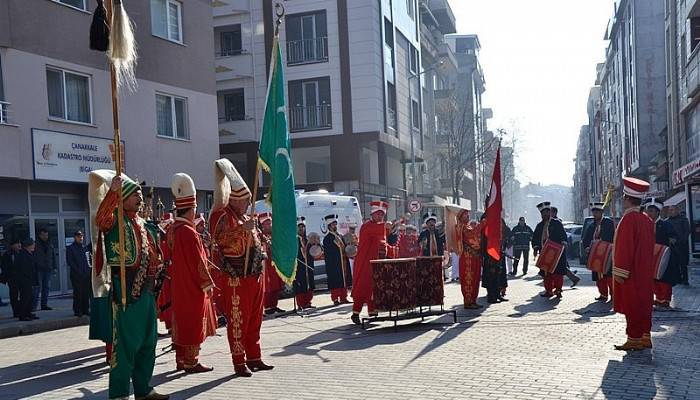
[435,90,499,206]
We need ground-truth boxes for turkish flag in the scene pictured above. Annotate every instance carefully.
[485,145,502,261]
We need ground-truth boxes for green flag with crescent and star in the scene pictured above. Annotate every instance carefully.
[258,36,298,284]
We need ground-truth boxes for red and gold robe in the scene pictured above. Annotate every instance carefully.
[352,220,396,314]
[613,209,655,340]
[458,221,485,306]
[262,233,284,309]
[166,217,216,367]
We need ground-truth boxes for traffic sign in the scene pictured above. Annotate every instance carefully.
[408,200,422,213]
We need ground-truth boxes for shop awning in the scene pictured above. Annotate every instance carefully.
[664,191,686,207]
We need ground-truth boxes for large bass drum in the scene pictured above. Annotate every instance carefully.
[309,244,324,260]
[345,244,358,258]
[371,258,417,312]
[415,256,444,307]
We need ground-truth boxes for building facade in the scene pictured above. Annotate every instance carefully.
[0,0,218,295]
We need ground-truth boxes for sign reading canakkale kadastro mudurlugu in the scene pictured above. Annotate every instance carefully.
[32,129,118,182]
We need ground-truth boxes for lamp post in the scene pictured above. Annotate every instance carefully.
[407,61,443,211]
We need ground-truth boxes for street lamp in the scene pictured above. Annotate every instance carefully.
[407,60,444,210]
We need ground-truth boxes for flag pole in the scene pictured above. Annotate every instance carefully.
[104,0,127,309]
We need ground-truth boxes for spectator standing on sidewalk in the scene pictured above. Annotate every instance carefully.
[66,230,91,317]
[511,217,533,275]
[16,238,39,321]
[667,205,691,285]
[1,238,22,316]
[33,228,56,311]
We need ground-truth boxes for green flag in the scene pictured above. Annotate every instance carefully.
[259,37,298,284]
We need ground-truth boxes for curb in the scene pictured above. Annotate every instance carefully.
[0,316,89,339]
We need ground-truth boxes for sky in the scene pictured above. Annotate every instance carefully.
[448,0,615,187]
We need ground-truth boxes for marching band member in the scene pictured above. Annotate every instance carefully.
[582,202,615,302]
[447,206,485,309]
[156,213,174,334]
[398,225,421,258]
[323,214,351,305]
[260,213,285,315]
[419,213,446,257]
[88,170,168,400]
[613,177,655,351]
[351,201,395,325]
[209,159,273,377]
[165,173,216,373]
[643,198,682,309]
[294,217,315,310]
[551,206,581,287]
[531,202,568,299]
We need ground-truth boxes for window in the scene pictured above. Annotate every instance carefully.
[151,0,183,43]
[156,93,188,139]
[406,0,415,20]
[46,67,92,124]
[682,33,687,76]
[54,0,86,10]
[411,99,420,130]
[288,77,331,131]
[692,17,700,54]
[286,11,328,65]
[223,89,245,121]
[0,53,4,100]
[220,25,242,56]
[409,45,418,74]
[387,82,397,133]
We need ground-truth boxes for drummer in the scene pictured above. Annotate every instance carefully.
[643,199,681,309]
[581,202,615,302]
[323,214,351,305]
[531,202,568,299]
[293,217,316,310]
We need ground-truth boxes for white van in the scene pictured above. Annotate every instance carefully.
[255,190,363,286]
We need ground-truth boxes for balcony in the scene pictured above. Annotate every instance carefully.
[286,38,329,66]
[218,118,255,140]
[688,47,700,98]
[427,0,456,34]
[213,0,250,18]
[438,42,457,70]
[289,104,332,132]
[215,51,253,81]
[0,101,9,124]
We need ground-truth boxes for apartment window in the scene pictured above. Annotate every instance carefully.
[46,68,92,124]
[408,45,418,74]
[387,82,397,133]
[286,11,328,65]
[288,77,331,131]
[151,0,183,43]
[156,93,188,139]
[682,33,687,76]
[692,18,700,53]
[406,0,415,20]
[223,89,245,121]
[411,99,420,130]
[54,0,86,10]
[0,53,4,101]
[220,25,242,56]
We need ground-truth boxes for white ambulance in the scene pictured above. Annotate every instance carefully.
[255,190,363,286]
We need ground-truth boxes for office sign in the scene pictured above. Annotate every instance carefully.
[32,129,118,182]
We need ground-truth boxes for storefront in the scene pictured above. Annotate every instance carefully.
[672,158,700,257]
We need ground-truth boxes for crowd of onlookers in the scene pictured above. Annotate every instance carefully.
[0,229,92,321]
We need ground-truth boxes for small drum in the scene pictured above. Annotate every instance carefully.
[371,258,417,312]
[536,240,564,273]
[345,244,358,258]
[309,244,323,260]
[653,244,671,280]
[415,256,444,307]
[308,232,321,245]
[587,240,612,274]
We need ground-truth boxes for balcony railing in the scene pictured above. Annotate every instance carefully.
[289,104,332,132]
[286,37,329,65]
[0,101,9,124]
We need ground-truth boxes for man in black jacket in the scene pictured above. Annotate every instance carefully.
[34,228,56,311]
[667,205,691,285]
[532,202,569,298]
[1,238,22,316]
[419,213,446,257]
[581,202,615,302]
[16,238,39,321]
[66,230,91,317]
[511,217,533,275]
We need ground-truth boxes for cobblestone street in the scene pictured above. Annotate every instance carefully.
[1,264,699,400]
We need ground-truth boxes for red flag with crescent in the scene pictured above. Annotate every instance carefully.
[485,144,502,261]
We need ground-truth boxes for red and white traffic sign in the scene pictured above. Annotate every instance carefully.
[408,200,422,213]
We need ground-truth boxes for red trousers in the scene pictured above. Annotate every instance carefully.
[330,288,348,303]
[543,274,563,294]
[625,309,652,340]
[596,276,612,298]
[654,281,672,304]
[352,299,375,315]
[264,289,281,309]
[220,274,264,366]
[295,290,313,308]
[175,344,200,369]
[459,254,481,305]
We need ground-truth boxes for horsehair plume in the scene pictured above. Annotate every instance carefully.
[108,0,138,91]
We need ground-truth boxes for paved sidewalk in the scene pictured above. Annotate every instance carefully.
[0,262,699,399]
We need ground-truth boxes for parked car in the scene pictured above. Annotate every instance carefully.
[563,224,583,260]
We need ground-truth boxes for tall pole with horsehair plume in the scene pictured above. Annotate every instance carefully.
[89,0,138,308]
